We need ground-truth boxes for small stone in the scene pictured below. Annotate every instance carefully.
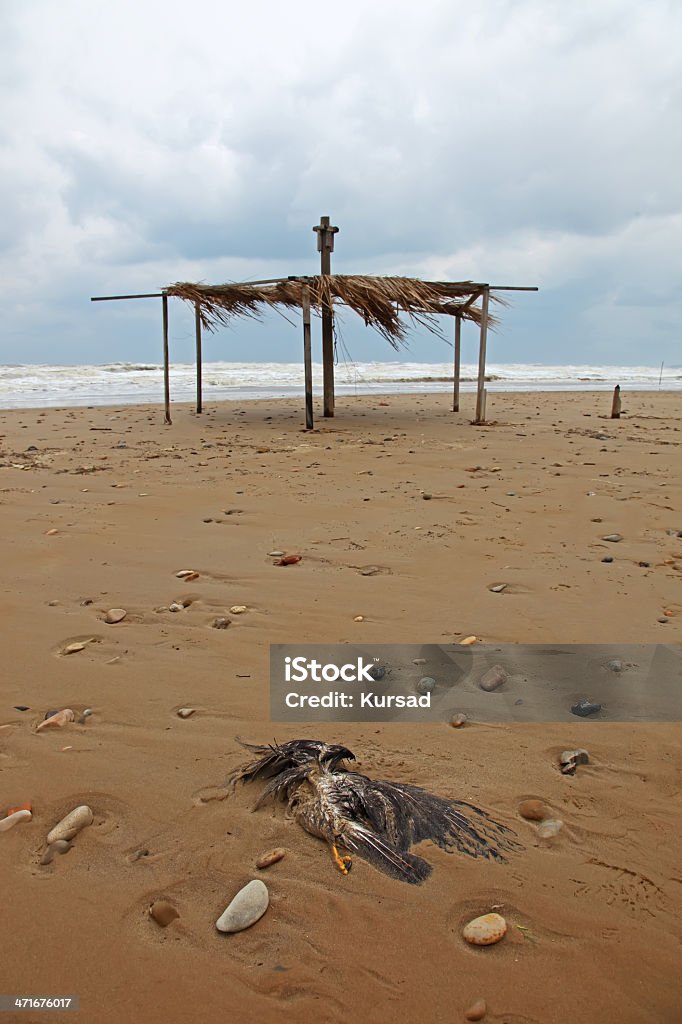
[40,840,71,864]
[571,700,601,717]
[268,551,284,557]
[560,749,590,775]
[62,641,87,655]
[369,664,386,680]
[216,879,269,933]
[353,615,365,622]
[229,605,248,614]
[128,848,149,863]
[203,518,213,523]
[450,713,467,728]
[657,616,669,624]
[360,565,380,576]
[169,603,184,613]
[0,809,32,832]
[638,561,651,568]
[275,555,302,566]
[602,534,623,543]
[46,528,59,536]
[462,913,507,946]
[479,665,507,692]
[459,635,478,645]
[105,608,127,624]
[412,658,426,665]
[607,659,623,672]
[81,708,93,717]
[537,819,563,839]
[518,799,547,821]
[256,848,286,869]
[212,617,231,629]
[176,569,198,579]
[422,492,432,500]
[489,583,507,593]
[177,708,195,718]
[149,900,180,928]
[14,706,29,712]
[416,676,436,695]
[46,805,93,845]
[464,999,487,1022]
[601,556,614,563]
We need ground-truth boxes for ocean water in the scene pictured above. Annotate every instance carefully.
[0,361,678,409]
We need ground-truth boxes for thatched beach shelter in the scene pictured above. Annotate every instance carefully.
[91,220,537,427]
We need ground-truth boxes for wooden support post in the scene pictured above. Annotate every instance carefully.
[194,301,203,414]
[313,216,339,418]
[453,313,462,411]
[302,284,314,430]
[474,286,490,424]
[162,293,171,425]
[610,384,621,419]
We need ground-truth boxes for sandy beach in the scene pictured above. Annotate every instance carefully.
[1,389,680,1024]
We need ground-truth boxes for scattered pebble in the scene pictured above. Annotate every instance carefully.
[46,528,59,536]
[657,616,669,624]
[175,569,199,579]
[518,799,547,821]
[216,879,269,933]
[353,615,365,622]
[460,635,477,645]
[464,999,487,1022]
[422,492,432,500]
[601,556,614,563]
[169,603,185,613]
[256,848,286,870]
[608,659,623,673]
[212,617,231,629]
[479,665,507,692]
[46,805,93,845]
[360,565,380,576]
[537,819,563,839]
[61,638,87,655]
[450,713,467,728]
[462,913,507,946]
[413,658,426,665]
[229,605,248,614]
[602,534,623,543]
[571,699,602,717]
[149,900,180,928]
[128,848,149,863]
[489,584,507,593]
[416,676,436,696]
[14,705,30,712]
[560,749,590,775]
[0,809,32,832]
[369,664,386,680]
[40,840,71,864]
[275,555,302,566]
[104,608,127,624]
[81,708,93,718]
[36,709,75,732]
[177,708,196,718]
[268,551,284,557]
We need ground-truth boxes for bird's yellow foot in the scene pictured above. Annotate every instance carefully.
[331,843,352,875]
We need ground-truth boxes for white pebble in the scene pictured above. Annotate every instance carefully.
[462,913,507,946]
[216,879,269,933]
[46,805,93,845]
[0,809,32,832]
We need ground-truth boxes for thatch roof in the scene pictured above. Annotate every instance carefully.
[165,275,503,349]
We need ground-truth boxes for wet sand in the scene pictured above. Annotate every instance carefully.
[1,390,680,1024]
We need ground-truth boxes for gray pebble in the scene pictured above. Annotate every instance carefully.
[601,556,613,563]
[607,660,623,673]
[216,880,269,933]
[369,664,386,680]
[212,617,231,629]
[602,534,623,543]
[416,676,436,695]
[571,700,602,717]
[479,665,507,692]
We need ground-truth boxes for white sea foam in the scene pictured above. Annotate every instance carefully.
[0,361,678,409]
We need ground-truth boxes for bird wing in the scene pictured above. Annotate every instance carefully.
[342,822,432,885]
[230,738,354,787]
[340,773,521,862]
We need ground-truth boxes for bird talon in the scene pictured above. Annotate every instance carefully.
[332,844,352,875]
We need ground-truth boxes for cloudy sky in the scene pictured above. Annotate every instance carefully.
[1,0,680,367]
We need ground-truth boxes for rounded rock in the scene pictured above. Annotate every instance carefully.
[40,840,71,864]
[518,799,547,821]
[416,676,436,696]
[105,608,127,624]
[607,659,623,672]
[216,879,269,933]
[177,707,195,718]
[450,713,468,728]
[229,605,248,614]
[602,534,623,543]
[256,848,286,870]
[462,913,507,946]
[0,809,32,832]
[479,665,507,692]
[212,617,231,629]
[537,819,563,839]
[46,805,93,845]
[464,999,487,1022]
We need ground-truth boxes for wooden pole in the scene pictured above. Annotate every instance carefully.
[302,284,314,430]
[313,216,339,418]
[610,384,621,419]
[453,313,462,412]
[474,286,490,424]
[162,293,171,425]
[194,301,203,414]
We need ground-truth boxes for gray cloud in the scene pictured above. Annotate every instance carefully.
[0,0,680,366]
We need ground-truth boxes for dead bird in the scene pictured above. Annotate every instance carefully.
[230,738,521,885]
